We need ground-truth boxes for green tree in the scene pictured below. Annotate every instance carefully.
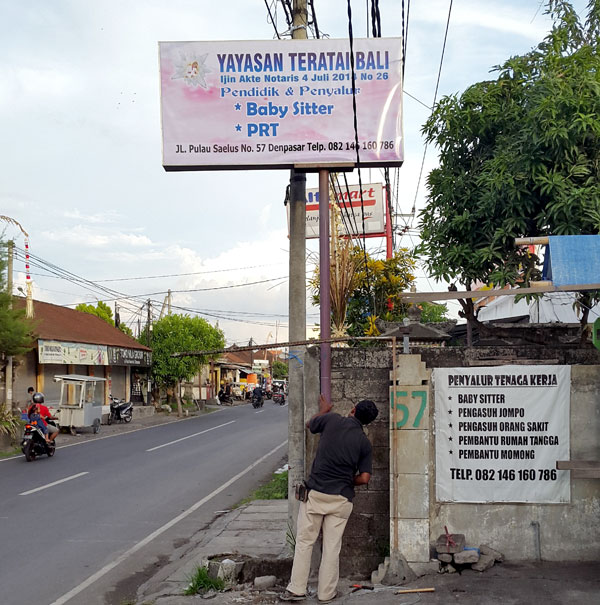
[145,314,224,416]
[418,302,449,324]
[271,359,288,379]
[0,241,34,358]
[77,300,135,338]
[76,301,115,325]
[117,323,134,337]
[417,0,600,341]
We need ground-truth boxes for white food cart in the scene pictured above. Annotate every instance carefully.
[54,374,105,435]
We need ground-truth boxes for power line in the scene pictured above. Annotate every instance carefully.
[410,0,453,217]
[346,0,375,314]
[264,0,281,39]
[93,263,285,282]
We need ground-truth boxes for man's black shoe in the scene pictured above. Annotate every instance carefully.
[279,590,306,601]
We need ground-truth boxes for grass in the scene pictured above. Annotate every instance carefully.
[0,446,20,458]
[183,566,225,595]
[236,470,288,508]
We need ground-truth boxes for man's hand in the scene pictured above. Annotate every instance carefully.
[354,472,371,486]
[306,394,334,428]
[319,394,333,415]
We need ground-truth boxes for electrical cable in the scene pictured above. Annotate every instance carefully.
[93,263,285,283]
[346,0,375,315]
[13,247,146,317]
[307,0,321,38]
[264,0,281,39]
[280,0,293,29]
[371,0,381,37]
[410,0,453,217]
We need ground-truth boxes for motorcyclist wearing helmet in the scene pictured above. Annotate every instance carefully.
[28,404,52,442]
[27,393,59,443]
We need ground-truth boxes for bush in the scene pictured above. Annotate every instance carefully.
[0,404,22,440]
[184,566,225,595]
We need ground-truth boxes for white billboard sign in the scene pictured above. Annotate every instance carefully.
[159,38,403,170]
[38,340,109,366]
[304,182,385,239]
[435,365,570,503]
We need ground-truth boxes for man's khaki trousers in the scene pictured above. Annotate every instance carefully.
[287,490,353,601]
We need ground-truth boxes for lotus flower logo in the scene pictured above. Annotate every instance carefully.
[172,53,210,89]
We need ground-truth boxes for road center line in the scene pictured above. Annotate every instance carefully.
[19,472,89,496]
[146,420,236,452]
[49,439,288,605]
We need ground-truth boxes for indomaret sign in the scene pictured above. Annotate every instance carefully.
[159,38,403,170]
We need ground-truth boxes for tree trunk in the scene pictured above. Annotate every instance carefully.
[176,380,183,417]
[579,293,591,346]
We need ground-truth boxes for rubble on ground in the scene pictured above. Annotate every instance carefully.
[435,531,504,574]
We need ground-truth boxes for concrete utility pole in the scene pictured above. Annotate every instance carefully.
[288,0,308,531]
[146,299,152,405]
[6,240,14,410]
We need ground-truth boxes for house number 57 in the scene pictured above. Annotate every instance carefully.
[390,390,427,428]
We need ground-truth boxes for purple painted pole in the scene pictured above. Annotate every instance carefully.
[319,169,331,402]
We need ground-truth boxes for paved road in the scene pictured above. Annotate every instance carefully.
[0,402,288,605]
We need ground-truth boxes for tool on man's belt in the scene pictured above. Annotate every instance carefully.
[350,584,374,593]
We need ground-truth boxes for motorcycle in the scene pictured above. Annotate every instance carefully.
[273,392,286,405]
[251,391,264,409]
[107,395,133,424]
[21,421,56,461]
[218,389,233,405]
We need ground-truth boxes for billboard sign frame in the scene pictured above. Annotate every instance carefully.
[159,38,403,171]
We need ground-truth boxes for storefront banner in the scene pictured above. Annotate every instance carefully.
[38,340,108,366]
[159,38,403,170]
[108,347,152,367]
[304,182,384,238]
[435,365,570,503]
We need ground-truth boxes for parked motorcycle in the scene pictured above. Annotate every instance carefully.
[21,421,56,461]
[107,395,133,424]
[273,392,286,405]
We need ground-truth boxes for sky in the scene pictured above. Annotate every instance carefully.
[0,0,590,347]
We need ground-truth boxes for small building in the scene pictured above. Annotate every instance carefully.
[10,299,152,410]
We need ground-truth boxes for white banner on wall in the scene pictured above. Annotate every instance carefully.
[435,365,570,503]
[38,340,109,366]
[159,38,403,170]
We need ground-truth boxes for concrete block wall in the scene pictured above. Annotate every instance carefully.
[329,348,391,576]
[323,345,600,575]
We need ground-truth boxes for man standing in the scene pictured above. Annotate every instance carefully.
[281,395,379,603]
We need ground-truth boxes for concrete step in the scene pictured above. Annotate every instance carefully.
[133,405,155,418]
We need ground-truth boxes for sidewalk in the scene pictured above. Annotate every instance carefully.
[136,499,600,605]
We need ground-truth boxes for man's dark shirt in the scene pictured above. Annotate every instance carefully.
[306,412,373,501]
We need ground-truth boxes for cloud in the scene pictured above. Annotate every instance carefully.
[413,0,551,41]
[43,225,152,248]
[63,209,120,224]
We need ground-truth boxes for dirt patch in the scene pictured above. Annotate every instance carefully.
[104,554,169,605]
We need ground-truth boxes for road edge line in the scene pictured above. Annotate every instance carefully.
[48,439,288,605]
